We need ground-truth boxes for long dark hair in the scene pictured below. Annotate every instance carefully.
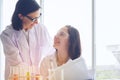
[66,25,81,60]
[12,0,41,30]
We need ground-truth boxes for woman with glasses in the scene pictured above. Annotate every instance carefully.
[0,0,54,80]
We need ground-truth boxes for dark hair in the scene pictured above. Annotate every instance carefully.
[12,0,41,30]
[66,25,81,60]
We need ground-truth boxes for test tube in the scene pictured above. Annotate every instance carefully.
[61,69,64,80]
[31,73,35,80]
[19,66,25,80]
[13,74,19,80]
[8,66,13,80]
[35,74,40,80]
[48,69,53,80]
[31,66,35,80]
[26,72,30,80]
[12,66,19,80]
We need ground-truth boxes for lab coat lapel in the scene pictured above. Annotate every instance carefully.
[29,27,38,65]
[17,30,31,64]
[18,30,29,49]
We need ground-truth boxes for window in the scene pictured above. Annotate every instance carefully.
[43,0,92,69]
[96,0,120,79]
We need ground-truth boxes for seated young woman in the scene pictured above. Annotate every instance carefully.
[40,25,90,80]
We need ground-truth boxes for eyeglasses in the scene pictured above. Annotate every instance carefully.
[25,13,42,22]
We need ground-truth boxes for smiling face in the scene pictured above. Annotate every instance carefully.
[18,9,41,30]
[53,26,69,51]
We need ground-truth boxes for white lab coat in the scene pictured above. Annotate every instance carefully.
[40,53,90,80]
[54,57,90,80]
[0,23,55,80]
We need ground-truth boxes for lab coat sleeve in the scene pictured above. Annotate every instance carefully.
[37,23,55,56]
[40,54,56,80]
[0,31,23,66]
[40,56,50,78]
[40,59,49,80]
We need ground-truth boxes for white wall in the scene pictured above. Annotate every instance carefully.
[0,1,17,80]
